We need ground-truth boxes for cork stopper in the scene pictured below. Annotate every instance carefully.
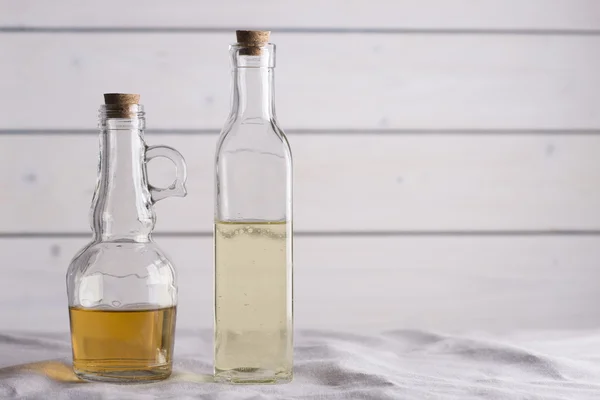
[103,93,140,118]
[236,30,270,55]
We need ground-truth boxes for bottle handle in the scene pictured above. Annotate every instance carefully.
[145,145,188,203]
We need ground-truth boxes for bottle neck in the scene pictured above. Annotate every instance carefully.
[231,67,275,120]
[91,119,154,242]
[228,42,276,122]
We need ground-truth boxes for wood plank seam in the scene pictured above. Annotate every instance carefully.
[2,231,600,239]
[2,129,600,136]
[1,27,600,36]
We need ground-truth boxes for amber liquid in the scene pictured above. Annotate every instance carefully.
[69,306,176,382]
[214,221,293,384]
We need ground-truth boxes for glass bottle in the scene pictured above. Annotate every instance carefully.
[66,93,187,383]
[214,30,293,384]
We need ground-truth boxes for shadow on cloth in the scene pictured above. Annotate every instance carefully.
[0,361,216,385]
[0,360,81,383]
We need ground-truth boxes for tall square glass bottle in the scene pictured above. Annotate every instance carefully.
[214,31,293,384]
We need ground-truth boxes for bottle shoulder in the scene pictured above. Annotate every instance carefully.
[66,240,177,308]
[216,121,292,160]
[67,240,175,277]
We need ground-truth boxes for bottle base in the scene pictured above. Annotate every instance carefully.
[73,363,172,383]
[214,368,292,385]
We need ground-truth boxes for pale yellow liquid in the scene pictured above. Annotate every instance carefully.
[69,306,176,383]
[214,221,293,384]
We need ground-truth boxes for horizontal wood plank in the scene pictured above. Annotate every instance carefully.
[3,236,599,332]
[0,34,598,130]
[2,0,599,31]
[1,133,599,232]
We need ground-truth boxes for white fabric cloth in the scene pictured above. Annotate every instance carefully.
[1,329,600,399]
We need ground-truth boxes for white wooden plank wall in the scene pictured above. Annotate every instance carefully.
[0,1,599,333]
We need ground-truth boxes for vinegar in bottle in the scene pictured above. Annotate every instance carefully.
[214,31,293,384]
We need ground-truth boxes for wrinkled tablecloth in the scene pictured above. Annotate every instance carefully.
[2,329,600,399]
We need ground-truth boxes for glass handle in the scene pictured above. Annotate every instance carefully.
[145,145,188,203]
